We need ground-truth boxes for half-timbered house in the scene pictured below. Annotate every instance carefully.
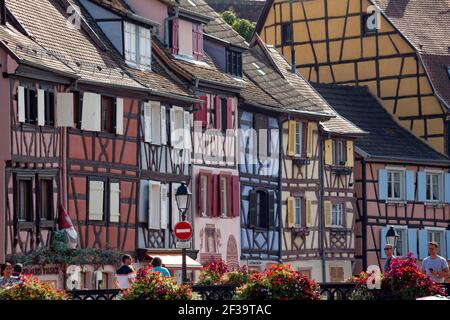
[313,83,450,273]
[256,0,450,156]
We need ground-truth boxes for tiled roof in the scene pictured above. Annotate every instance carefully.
[5,0,143,89]
[313,83,450,164]
[0,23,76,76]
[178,0,248,48]
[371,0,450,109]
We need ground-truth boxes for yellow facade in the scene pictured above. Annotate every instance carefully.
[259,0,447,154]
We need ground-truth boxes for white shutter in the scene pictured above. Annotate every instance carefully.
[56,92,74,127]
[183,111,191,150]
[81,92,101,132]
[124,22,137,64]
[116,98,124,135]
[110,182,120,223]
[144,102,152,143]
[89,181,104,221]
[161,105,167,145]
[151,101,161,145]
[148,181,161,230]
[18,86,25,123]
[172,183,181,228]
[160,184,168,229]
[170,107,177,147]
[37,89,45,126]
[139,27,151,69]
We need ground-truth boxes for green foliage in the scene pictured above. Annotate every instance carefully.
[0,275,67,300]
[221,10,256,42]
[10,230,123,268]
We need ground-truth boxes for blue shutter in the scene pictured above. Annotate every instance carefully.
[407,229,418,259]
[405,171,415,201]
[418,229,428,259]
[446,230,450,260]
[417,172,426,202]
[380,227,388,258]
[378,169,388,201]
[445,173,450,203]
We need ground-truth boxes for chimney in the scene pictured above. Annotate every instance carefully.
[291,47,296,74]
[0,0,5,26]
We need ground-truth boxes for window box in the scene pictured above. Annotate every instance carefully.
[291,227,310,236]
[385,200,407,207]
[293,157,311,166]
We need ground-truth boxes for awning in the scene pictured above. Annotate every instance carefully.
[144,250,203,270]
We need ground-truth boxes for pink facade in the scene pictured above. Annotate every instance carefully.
[126,0,168,38]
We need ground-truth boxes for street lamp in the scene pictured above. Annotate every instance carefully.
[176,182,192,284]
[385,226,400,255]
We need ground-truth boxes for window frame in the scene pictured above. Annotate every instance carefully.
[281,22,293,45]
[294,197,302,228]
[38,178,54,221]
[23,86,38,125]
[220,175,228,217]
[16,177,34,222]
[124,21,152,70]
[426,227,446,256]
[387,169,405,201]
[331,202,345,228]
[425,171,443,203]
[333,139,347,166]
[225,48,243,78]
[101,96,117,134]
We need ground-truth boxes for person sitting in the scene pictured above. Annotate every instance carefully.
[151,257,171,277]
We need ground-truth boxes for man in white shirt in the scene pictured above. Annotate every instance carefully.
[114,254,136,289]
[421,242,449,283]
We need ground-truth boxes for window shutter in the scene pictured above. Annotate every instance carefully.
[324,200,332,228]
[170,107,176,147]
[214,96,221,130]
[18,86,25,123]
[160,105,167,145]
[110,182,120,223]
[306,199,312,228]
[124,22,137,64]
[219,174,225,217]
[38,89,45,126]
[160,184,168,229]
[346,140,354,167]
[249,191,257,227]
[226,175,233,217]
[56,92,74,127]
[287,120,296,156]
[417,171,426,202]
[446,230,450,260]
[445,173,450,203]
[378,169,388,201]
[407,228,418,258]
[212,174,219,217]
[116,98,124,135]
[143,102,152,143]
[418,229,428,259]
[232,176,240,217]
[198,173,205,216]
[405,171,415,201]
[380,227,388,258]
[139,27,151,68]
[183,111,191,150]
[193,24,203,60]
[194,96,208,128]
[324,139,333,165]
[268,190,276,227]
[89,181,104,221]
[81,92,101,132]
[172,183,181,228]
[151,101,161,145]
[226,97,234,130]
[148,181,161,230]
[287,197,295,228]
[172,17,179,55]
[306,122,314,158]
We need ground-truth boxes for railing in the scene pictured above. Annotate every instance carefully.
[319,283,355,300]
[191,285,238,300]
[68,289,121,300]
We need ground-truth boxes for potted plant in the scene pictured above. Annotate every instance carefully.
[0,275,67,300]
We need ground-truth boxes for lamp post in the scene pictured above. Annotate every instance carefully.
[175,182,192,284]
[385,226,400,256]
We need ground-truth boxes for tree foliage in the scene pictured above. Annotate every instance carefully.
[221,10,256,42]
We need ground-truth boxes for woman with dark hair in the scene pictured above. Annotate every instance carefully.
[136,254,154,281]
[0,262,20,287]
[151,257,171,277]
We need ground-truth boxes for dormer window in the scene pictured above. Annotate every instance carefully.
[124,22,151,70]
[166,17,204,61]
[226,49,242,78]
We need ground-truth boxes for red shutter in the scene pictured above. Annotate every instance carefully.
[212,174,219,217]
[214,96,221,129]
[226,97,233,130]
[193,24,204,61]
[232,176,240,217]
[219,173,225,217]
[172,18,179,55]
[194,95,208,128]
[206,172,213,217]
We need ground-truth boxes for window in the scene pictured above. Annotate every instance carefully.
[220,176,228,217]
[124,21,151,70]
[428,230,445,256]
[193,23,203,61]
[200,175,208,217]
[226,49,243,78]
[294,198,302,227]
[17,179,33,222]
[426,172,443,202]
[395,227,408,257]
[249,190,275,229]
[281,22,293,45]
[295,122,303,157]
[331,203,344,228]
[205,226,216,253]
[39,179,53,220]
[73,92,82,129]
[221,98,228,131]
[329,266,345,282]
[333,140,347,166]
[24,87,38,125]
[101,96,117,133]
[387,170,404,200]
[44,91,55,126]
[255,191,268,228]
[362,13,377,34]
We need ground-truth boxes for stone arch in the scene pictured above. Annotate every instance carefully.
[226,235,239,270]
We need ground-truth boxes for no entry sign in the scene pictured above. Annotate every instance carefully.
[174,221,193,241]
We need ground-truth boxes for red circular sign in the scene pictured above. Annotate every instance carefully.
[174,221,193,241]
